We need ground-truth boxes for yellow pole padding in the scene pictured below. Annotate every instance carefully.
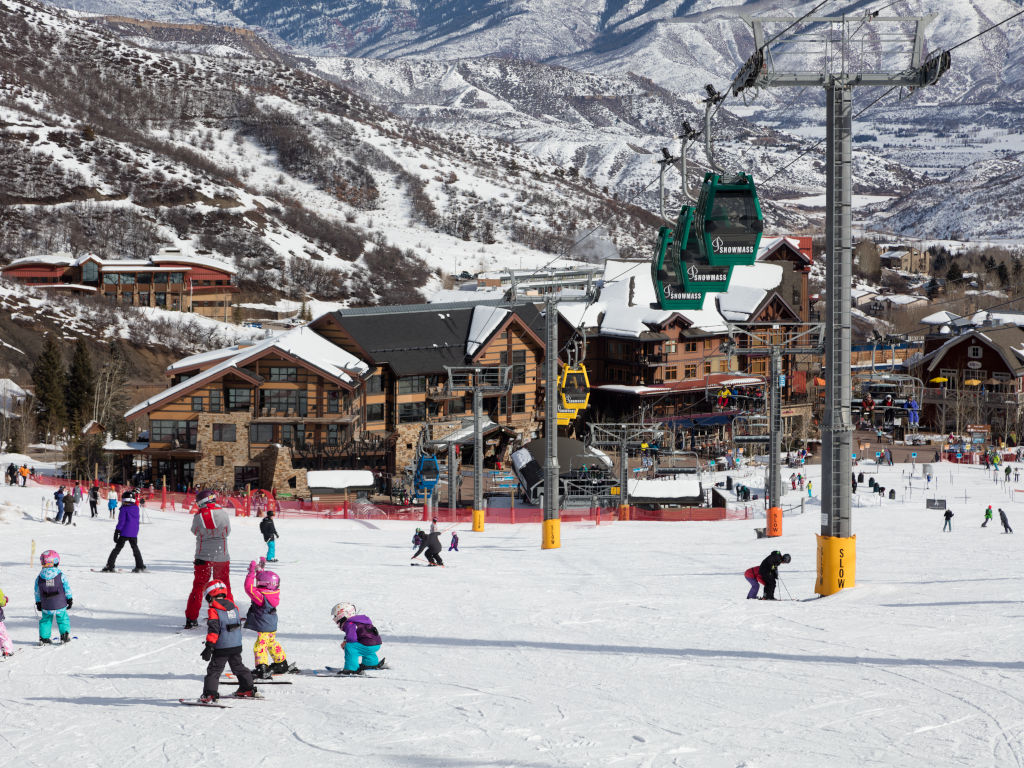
[767,506,782,537]
[31,539,36,565]
[815,534,856,596]
[618,504,630,521]
[472,508,485,532]
[542,518,561,549]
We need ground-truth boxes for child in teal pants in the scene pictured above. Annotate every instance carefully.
[35,550,73,644]
[331,602,385,675]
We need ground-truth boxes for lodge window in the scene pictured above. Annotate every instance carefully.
[153,272,168,284]
[664,367,677,381]
[191,396,203,412]
[704,362,713,376]
[664,341,677,354]
[249,424,274,443]
[398,402,426,422]
[327,424,340,445]
[137,272,151,284]
[209,390,222,413]
[366,374,384,394]
[366,403,385,422]
[260,389,307,416]
[149,420,196,448]
[449,397,466,415]
[327,390,340,414]
[82,262,98,282]
[683,364,697,379]
[211,424,235,442]
[227,388,251,411]
[398,376,426,395]
[268,367,298,382]
[968,346,982,359]
[214,456,224,467]
[103,273,119,285]
[683,342,698,353]
[500,350,527,384]
[511,393,526,413]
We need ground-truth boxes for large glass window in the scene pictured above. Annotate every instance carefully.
[191,396,203,412]
[398,376,426,395]
[511,393,526,413]
[82,262,98,283]
[249,424,274,443]
[137,272,151,284]
[500,351,527,384]
[103,273,119,285]
[153,272,168,284]
[327,424,340,445]
[260,389,307,416]
[227,388,251,411]
[209,389,222,413]
[366,374,384,394]
[211,424,236,442]
[268,367,298,382]
[149,420,197,448]
[120,273,135,285]
[365,403,384,422]
[398,402,425,422]
[327,390,341,413]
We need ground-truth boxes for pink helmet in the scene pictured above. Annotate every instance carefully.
[40,549,60,567]
[255,569,280,590]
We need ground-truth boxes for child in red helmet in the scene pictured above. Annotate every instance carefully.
[195,580,257,704]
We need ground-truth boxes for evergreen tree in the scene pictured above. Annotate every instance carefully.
[945,261,963,283]
[31,334,67,441]
[65,338,95,429]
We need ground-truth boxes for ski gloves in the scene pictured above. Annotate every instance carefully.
[200,641,215,661]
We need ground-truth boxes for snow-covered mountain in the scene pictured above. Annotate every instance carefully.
[41,0,1024,240]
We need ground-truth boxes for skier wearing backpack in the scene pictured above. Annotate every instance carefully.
[744,551,791,600]
[35,550,73,644]
[196,580,257,704]
[184,490,232,630]
[331,602,385,675]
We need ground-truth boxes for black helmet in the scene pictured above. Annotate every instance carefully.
[781,553,791,564]
[121,489,137,503]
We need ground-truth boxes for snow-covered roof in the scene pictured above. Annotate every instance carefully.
[921,310,961,325]
[102,439,150,452]
[167,345,250,372]
[466,306,509,356]
[871,294,926,306]
[307,470,375,489]
[126,327,369,418]
[627,476,702,499]
[6,252,236,275]
[716,263,784,321]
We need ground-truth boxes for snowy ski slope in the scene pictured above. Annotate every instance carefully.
[0,458,1022,767]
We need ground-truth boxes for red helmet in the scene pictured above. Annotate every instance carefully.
[203,580,227,602]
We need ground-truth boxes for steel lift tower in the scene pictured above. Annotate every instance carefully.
[732,13,949,594]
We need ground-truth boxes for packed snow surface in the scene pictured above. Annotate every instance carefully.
[1,459,1023,766]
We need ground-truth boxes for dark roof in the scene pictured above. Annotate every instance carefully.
[326,303,542,377]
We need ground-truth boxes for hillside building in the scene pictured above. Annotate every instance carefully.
[1,249,237,320]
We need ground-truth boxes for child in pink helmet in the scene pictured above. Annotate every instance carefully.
[244,560,296,678]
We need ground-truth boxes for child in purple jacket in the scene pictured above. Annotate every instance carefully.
[330,602,385,675]
[448,531,459,551]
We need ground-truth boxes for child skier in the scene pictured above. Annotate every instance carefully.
[449,531,459,552]
[259,510,279,563]
[744,551,791,600]
[196,580,257,703]
[34,550,73,644]
[412,528,425,549]
[331,602,385,675]
[983,505,993,527]
[0,586,13,657]
[243,560,295,679]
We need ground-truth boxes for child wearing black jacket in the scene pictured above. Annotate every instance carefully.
[260,510,279,563]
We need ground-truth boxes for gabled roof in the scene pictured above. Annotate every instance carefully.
[758,236,812,265]
[4,252,236,275]
[316,303,543,377]
[916,325,1024,376]
[126,327,369,419]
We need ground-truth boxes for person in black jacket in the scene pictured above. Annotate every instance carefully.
[759,550,791,600]
[943,509,953,532]
[999,508,1013,534]
[259,510,279,563]
[411,530,445,567]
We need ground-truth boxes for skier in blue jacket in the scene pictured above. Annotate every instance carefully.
[101,489,146,572]
[35,549,73,644]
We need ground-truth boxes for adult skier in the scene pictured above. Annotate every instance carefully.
[100,489,146,572]
[999,508,1013,533]
[747,550,790,600]
[184,490,232,630]
[411,529,444,566]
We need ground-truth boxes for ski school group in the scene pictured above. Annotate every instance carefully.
[1,488,397,708]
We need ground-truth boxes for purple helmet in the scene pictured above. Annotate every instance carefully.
[255,569,280,590]
[195,489,217,508]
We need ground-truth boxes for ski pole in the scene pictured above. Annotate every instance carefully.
[779,575,793,601]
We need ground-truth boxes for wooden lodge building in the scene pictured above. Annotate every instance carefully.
[118,303,548,494]
[1,249,237,320]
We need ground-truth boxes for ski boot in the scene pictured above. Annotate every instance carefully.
[338,668,364,676]
[38,638,52,646]
[132,565,147,573]
[100,566,115,573]
[253,664,274,680]
[60,632,71,643]
[199,691,220,704]
[272,659,299,675]
[233,686,259,698]
[183,618,199,630]
[359,657,387,671]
